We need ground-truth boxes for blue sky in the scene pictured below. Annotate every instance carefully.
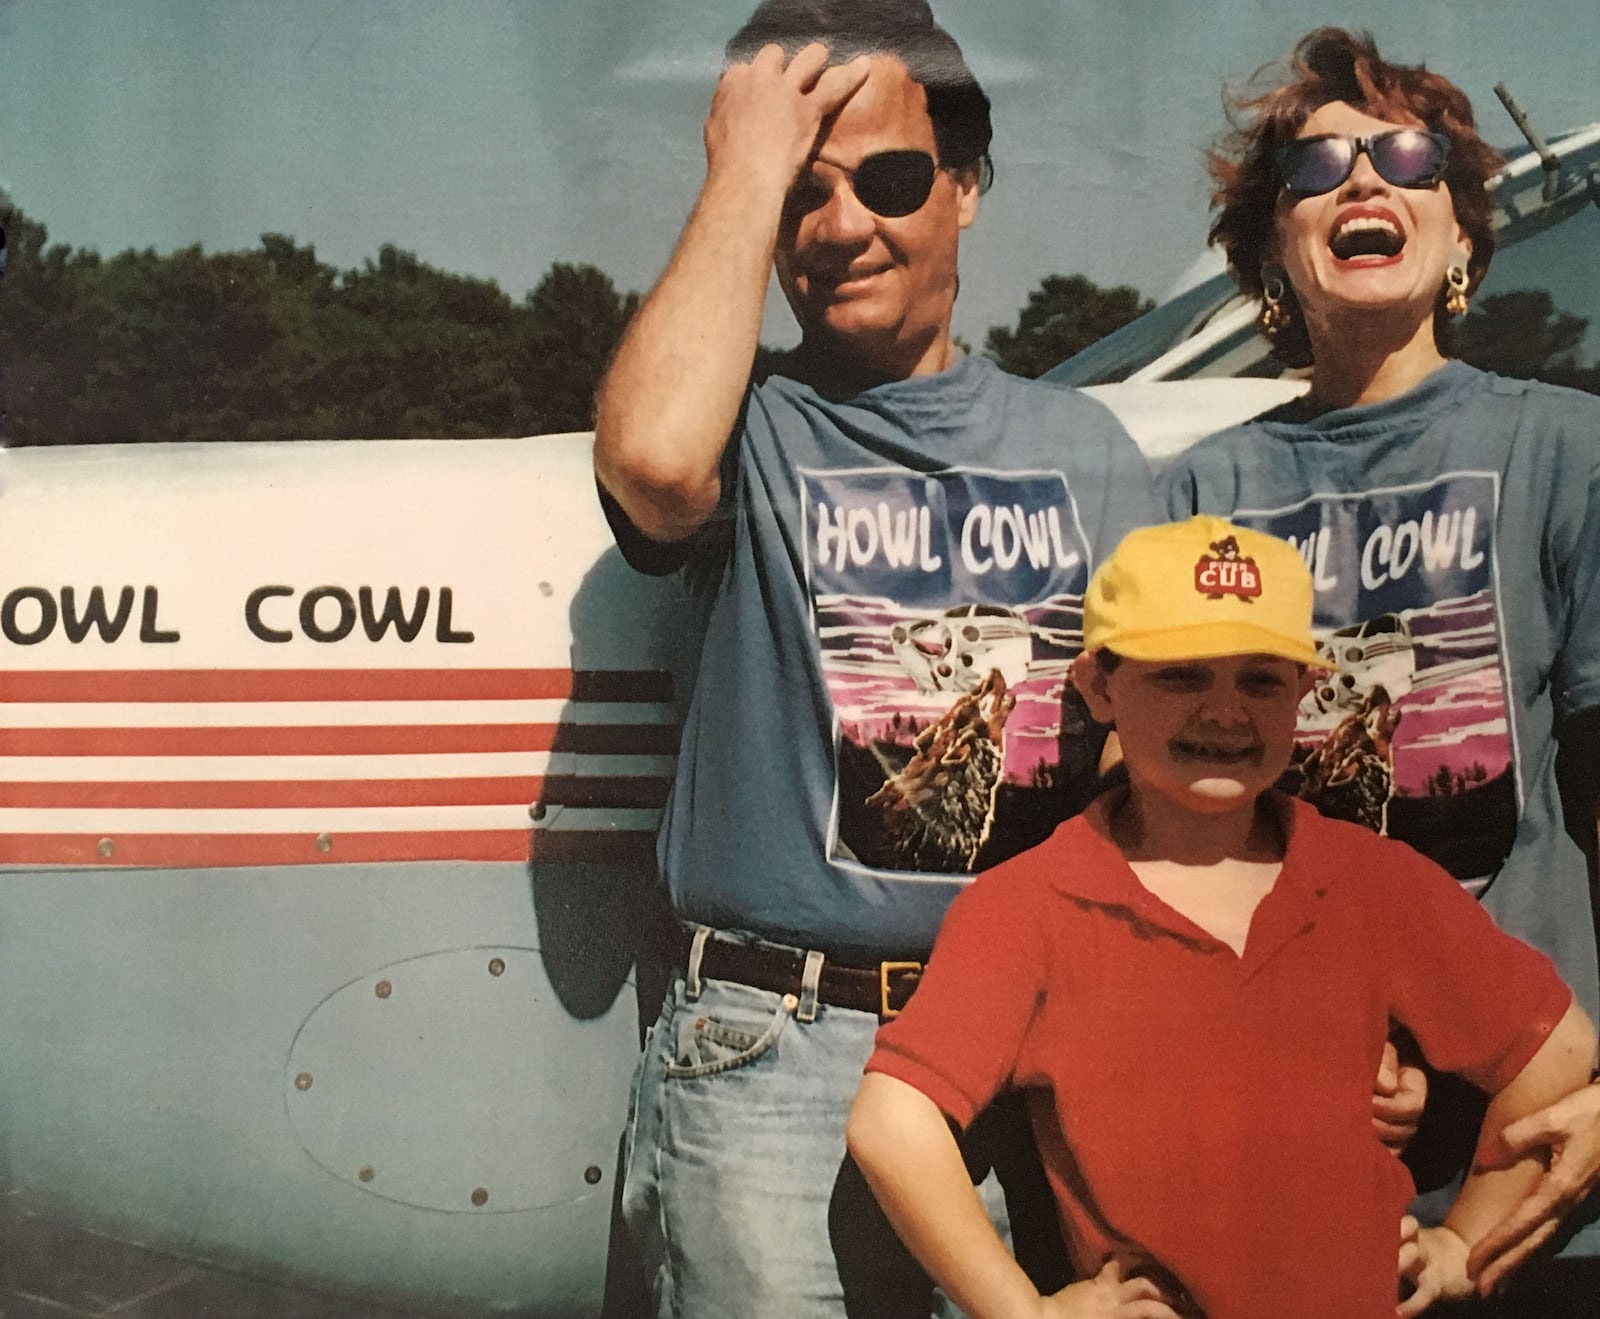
[2,0,1595,346]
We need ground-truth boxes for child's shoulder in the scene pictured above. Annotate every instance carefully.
[1284,797,1452,886]
[972,814,1098,890]
[964,809,1132,917]
[930,825,1087,966]
[960,814,1104,904]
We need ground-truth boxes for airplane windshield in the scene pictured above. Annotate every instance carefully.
[1043,278,1239,387]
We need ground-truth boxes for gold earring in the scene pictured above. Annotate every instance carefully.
[1259,269,1294,340]
[1445,261,1470,317]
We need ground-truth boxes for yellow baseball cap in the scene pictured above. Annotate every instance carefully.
[1083,516,1326,667]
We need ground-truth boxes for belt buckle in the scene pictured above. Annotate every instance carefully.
[878,961,922,1019]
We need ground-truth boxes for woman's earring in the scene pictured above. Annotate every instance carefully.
[1259,267,1294,340]
[1445,259,1470,317]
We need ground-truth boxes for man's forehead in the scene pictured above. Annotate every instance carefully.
[812,54,934,166]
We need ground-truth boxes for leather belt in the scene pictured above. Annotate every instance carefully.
[675,925,924,1018]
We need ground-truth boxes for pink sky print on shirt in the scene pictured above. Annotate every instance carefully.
[818,592,1084,787]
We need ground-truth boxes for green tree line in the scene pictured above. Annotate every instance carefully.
[0,207,638,444]
[0,202,1158,445]
[1,201,1593,445]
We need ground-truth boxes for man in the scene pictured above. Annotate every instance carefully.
[593,1,1156,1313]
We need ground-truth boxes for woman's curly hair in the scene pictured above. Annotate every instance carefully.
[1209,28,1503,367]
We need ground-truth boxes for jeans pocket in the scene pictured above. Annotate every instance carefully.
[663,992,794,1080]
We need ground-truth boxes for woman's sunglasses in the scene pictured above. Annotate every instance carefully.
[785,149,939,220]
[1273,128,1452,197]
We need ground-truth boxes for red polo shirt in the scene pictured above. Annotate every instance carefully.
[868,795,1570,1319]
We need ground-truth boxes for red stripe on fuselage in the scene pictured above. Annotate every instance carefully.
[0,829,657,868]
[0,775,673,810]
[0,724,680,757]
[0,669,675,703]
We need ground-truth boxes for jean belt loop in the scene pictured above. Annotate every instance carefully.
[797,949,824,1024]
[685,925,710,1002]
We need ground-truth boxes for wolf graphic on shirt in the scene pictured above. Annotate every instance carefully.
[801,466,1098,875]
[1287,685,1404,834]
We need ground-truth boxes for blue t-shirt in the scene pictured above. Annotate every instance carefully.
[640,353,1158,960]
[1161,361,1600,1030]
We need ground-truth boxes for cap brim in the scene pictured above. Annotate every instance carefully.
[1098,621,1330,670]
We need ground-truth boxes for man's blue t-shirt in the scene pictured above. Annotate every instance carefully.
[640,353,1158,961]
[1161,361,1600,1031]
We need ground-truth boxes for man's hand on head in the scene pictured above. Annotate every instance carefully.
[704,43,871,199]
[591,44,873,545]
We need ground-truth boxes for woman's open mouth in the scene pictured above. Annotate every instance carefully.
[1328,207,1406,265]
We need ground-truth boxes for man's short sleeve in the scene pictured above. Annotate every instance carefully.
[595,414,742,578]
[865,863,1052,1128]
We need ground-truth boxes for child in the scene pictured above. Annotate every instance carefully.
[847,516,1597,1319]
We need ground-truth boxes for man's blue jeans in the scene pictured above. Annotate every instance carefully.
[621,970,1017,1318]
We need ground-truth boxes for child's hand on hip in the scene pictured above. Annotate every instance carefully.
[1038,1259,1182,1319]
[1397,1216,1472,1317]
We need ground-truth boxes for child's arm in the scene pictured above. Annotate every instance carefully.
[1467,1081,1600,1291]
[1397,1000,1598,1317]
[848,1074,1042,1319]
[847,1073,1180,1319]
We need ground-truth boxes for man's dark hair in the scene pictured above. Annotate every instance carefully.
[726,0,993,189]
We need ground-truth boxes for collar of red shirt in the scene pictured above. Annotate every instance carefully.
[1044,794,1340,975]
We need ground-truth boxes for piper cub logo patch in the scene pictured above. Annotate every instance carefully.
[1194,535,1261,602]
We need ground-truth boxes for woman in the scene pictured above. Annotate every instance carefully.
[1162,27,1600,1317]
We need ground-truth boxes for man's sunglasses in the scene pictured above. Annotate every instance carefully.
[1273,128,1452,197]
[785,149,938,220]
